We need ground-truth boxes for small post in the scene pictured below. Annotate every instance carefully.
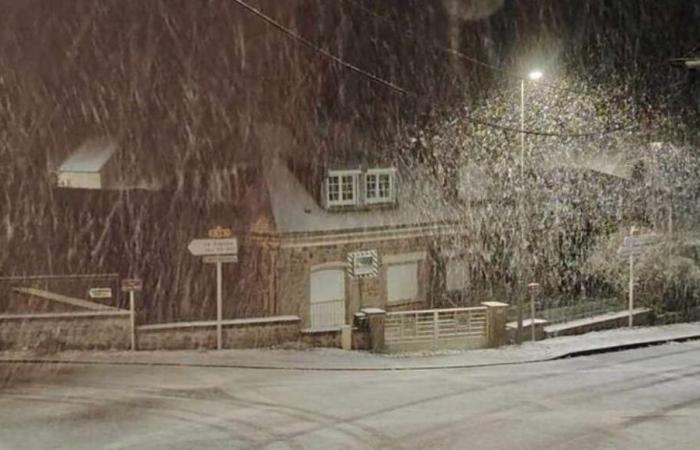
[341,324,352,350]
[433,310,440,349]
[628,225,636,328]
[528,282,541,342]
[216,260,223,350]
[516,293,524,344]
[530,292,536,342]
[129,290,136,351]
[629,254,634,328]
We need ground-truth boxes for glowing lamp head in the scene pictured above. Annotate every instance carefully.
[528,70,543,81]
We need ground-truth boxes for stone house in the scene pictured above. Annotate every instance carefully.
[250,150,469,333]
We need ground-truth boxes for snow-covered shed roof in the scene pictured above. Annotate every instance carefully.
[265,158,461,234]
[59,138,117,173]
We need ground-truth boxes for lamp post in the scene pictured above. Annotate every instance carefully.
[516,69,543,344]
[520,70,542,180]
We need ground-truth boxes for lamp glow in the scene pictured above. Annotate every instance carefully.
[528,70,543,81]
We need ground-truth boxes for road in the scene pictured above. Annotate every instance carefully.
[2,342,700,449]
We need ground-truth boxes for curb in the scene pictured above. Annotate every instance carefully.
[550,333,700,360]
[2,333,700,372]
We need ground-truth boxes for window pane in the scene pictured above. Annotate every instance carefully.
[387,263,418,303]
[366,174,377,198]
[341,175,354,200]
[328,176,340,201]
[378,173,391,198]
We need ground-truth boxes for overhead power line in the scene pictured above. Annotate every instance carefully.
[465,113,640,137]
[230,0,409,97]
[230,0,643,139]
[341,0,588,97]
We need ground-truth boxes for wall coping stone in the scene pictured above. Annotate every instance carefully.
[138,315,300,332]
[481,301,509,308]
[361,308,386,315]
[300,326,343,334]
[0,310,130,320]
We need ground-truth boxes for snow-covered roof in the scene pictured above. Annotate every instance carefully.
[59,138,117,173]
[265,158,460,234]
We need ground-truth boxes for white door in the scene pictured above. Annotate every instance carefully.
[310,269,346,329]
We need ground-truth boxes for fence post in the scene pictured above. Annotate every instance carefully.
[129,290,137,351]
[482,302,509,348]
[433,310,439,350]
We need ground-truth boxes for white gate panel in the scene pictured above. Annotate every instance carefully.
[384,306,487,352]
[310,269,345,329]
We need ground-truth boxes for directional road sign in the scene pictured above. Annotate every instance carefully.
[187,238,238,257]
[121,278,143,292]
[88,288,113,299]
[203,254,239,264]
[617,234,660,258]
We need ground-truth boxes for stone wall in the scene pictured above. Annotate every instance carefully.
[0,312,131,351]
[136,316,301,350]
[545,309,652,338]
[274,233,437,328]
[300,329,342,348]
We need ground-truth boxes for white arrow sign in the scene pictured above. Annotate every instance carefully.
[617,234,660,258]
[187,238,238,256]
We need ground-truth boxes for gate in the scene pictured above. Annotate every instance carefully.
[0,273,122,314]
[384,306,488,352]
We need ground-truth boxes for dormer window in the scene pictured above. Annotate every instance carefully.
[326,170,360,206]
[365,168,395,204]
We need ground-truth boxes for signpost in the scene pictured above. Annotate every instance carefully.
[121,278,142,351]
[88,287,113,299]
[617,227,660,328]
[188,229,238,350]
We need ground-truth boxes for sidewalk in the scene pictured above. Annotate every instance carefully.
[3,322,700,371]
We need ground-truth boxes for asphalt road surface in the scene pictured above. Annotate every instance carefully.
[2,342,700,449]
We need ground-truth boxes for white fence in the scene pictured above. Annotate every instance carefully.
[310,299,346,330]
[385,306,488,352]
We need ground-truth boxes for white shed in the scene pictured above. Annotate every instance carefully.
[57,138,118,190]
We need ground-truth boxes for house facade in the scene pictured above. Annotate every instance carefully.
[257,154,467,331]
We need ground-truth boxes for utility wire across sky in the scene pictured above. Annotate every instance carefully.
[231,0,644,138]
[341,0,591,98]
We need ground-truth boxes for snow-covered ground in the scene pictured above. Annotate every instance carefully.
[4,337,700,449]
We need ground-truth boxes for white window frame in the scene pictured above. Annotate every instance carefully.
[365,168,395,204]
[326,170,360,207]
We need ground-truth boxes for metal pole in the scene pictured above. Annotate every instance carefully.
[520,79,525,182]
[530,291,536,342]
[516,79,526,344]
[629,254,634,328]
[129,290,136,351]
[216,260,223,350]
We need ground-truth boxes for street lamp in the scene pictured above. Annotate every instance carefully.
[520,69,543,180]
[516,69,543,344]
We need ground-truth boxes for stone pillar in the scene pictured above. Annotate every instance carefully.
[482,302,508,348]
[362,308,386,352]
[341,325,352,350]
